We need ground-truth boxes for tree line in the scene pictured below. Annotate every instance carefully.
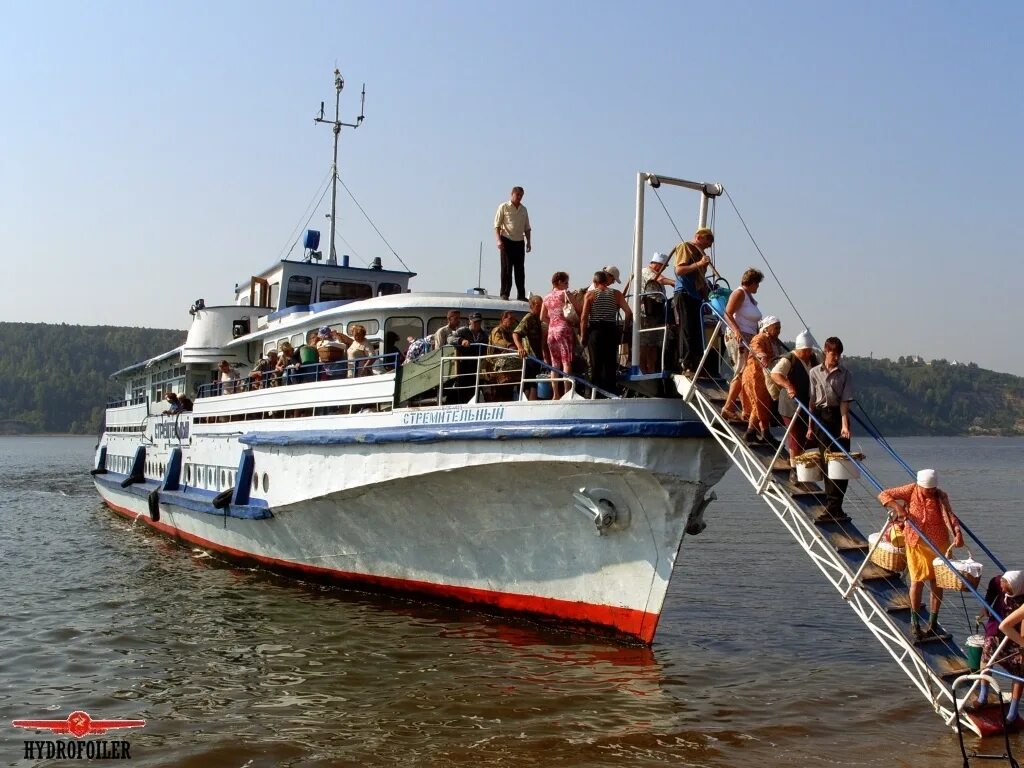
[0,322,185,434]
[0,321,1022,436]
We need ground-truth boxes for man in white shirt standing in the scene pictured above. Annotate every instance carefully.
[494,186,532,301]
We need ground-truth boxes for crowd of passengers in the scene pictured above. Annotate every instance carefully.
[202,225,855,429]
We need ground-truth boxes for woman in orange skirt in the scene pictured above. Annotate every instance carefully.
[742,315,782,446]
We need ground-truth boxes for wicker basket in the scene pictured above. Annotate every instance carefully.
[933,546,982,592]
[868,531,906,573]
[317,342,346,362]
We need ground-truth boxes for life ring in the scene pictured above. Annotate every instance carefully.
[147,489,161,522]
[212,489,233,510]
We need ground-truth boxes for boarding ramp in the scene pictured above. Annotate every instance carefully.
[672,319,1016,738]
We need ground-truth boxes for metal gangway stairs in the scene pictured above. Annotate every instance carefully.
[625,169,1020,745]
[670,323,1011,738]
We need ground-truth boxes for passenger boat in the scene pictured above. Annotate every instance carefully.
[91,72,731,644]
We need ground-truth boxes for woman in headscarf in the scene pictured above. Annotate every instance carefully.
[972,570,1024,715]
[741,315,783,446]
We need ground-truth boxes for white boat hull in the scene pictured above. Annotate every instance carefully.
[94,422,729,642]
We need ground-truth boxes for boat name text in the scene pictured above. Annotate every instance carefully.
[401,407,506,426]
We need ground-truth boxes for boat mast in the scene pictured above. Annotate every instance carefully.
[314,69,365,264]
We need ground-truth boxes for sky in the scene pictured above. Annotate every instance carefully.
[2,1,1022,373]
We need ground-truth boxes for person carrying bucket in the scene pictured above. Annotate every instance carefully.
[878,469,963,640]
[970,570,1024,715]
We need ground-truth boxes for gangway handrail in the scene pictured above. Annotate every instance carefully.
[671,370,977,732]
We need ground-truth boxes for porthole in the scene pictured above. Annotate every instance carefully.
[262,473,270,493]
[221,470,227,488]
[252,473,258,491]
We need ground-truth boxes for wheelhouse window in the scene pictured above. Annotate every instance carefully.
[285,275,313,308]
[346,319,380,335]
[377,282,403,296]
[384,316,424,354]
[320,280,372,302]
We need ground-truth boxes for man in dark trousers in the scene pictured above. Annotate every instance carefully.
[771,330,820,484]
[494,186,532,301]
[672,227,713,374]
[451,312,489,403]
[807,337,853,517]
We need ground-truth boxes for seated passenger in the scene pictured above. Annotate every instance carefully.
[277,341,302,385]
[383,331,404,370]
[250,349,279,388]
[163,392,183,414]
[404,336,434,363]
[346,324,374,377]
[316,326,348,362]
[218,360,241,394]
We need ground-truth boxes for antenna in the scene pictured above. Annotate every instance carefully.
[314,68,367,264]
[477,242,483,292]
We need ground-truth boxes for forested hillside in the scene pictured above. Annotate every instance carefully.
[846,357,1024,436]
[1,322,1022,436]
[0,322,185,434]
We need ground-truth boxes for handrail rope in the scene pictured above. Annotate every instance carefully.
[339,178,413,273]
[722,188,810,332]
[279,167,334,261]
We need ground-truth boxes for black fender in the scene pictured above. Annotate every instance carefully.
[147,489,161,522]
[212,489,233,510]
[120,473,144,488]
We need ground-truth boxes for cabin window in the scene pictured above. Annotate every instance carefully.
[285,275,313,308]
[270,283,280,308]
[346,319,380,335]
[377,282,403,296]
[320,280,372,302]
[290,333,304,348]
[426,316,453,336]
[384,316,424,354]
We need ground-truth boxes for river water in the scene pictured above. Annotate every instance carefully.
[1,435,1022,767]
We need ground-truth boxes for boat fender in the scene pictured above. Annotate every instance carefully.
[147,489,160,522]
[120,473,144,488]
[212,489,233,510]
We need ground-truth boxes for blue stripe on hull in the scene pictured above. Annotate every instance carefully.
[239,419,709,447]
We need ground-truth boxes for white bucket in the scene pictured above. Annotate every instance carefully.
[796,463,822,482]
[827,457,861,480]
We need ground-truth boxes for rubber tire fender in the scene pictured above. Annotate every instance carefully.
[212,489,233,510]
[147,489,161,522]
